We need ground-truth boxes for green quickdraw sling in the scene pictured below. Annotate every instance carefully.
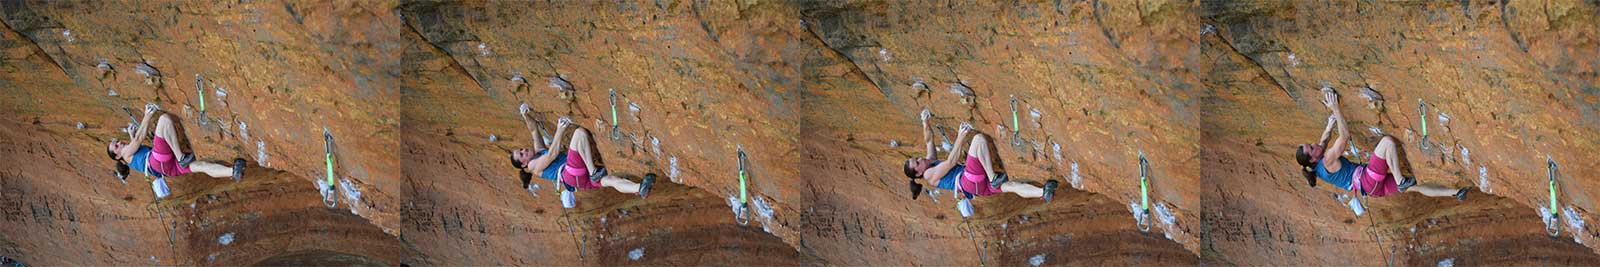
[1138,151,1152,232]
[1547,156,1561,237]
[736,145,751,225]
[323,127,338,208]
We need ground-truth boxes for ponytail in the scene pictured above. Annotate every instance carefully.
[108,149,130,180]
[1295,146,1318,187]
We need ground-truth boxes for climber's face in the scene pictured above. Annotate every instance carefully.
[107,140,126,156]
[907,158,932,172]
[512,149,534,165]
[1299,144,1324,160]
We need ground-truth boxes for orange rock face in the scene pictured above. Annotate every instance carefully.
[0,1,401,265]
[1,0,1594,266]
[1200,1,1600,265]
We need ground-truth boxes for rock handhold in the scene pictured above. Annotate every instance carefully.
[549,75,575,100]
[911,80,930,98]
[510,73,527,91]
[134,61,162,86]
[96,58,115,78]
[1359,86,1384,109]
[951,81,976,105]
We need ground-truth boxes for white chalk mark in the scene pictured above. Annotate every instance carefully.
[628,247,645,260]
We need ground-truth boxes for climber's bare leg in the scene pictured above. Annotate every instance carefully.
[189,161,232,178]
[1000,181,1045,198]
[968,134,1001,182]
[1412,184,1461,197]
[568,128,603,177]
[154,114,186,160]
[601,176,641,194]
[1374,136,1404,186]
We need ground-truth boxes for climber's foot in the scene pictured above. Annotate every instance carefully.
[1396,176,1417,192]
[639,173,656,199]
[231,158,246,182]
[989,172,1009,189]
[1043,180,1059,202]
[179,154,195,168]
[590,167,609,183]
[1455,187,1471,201]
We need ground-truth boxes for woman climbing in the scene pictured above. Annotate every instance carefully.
[108,105,246,182]
[903,110,1058,203]
[509,106,654,199]
[1294,87,1469,199]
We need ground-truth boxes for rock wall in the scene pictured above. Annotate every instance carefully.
[794,0,1200,264]
[2,0,1594,265]
[0,0,401,265]
[1200,0,1600,265]
[394,0,806,264]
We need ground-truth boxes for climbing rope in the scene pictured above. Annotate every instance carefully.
[1356,191,1395,267]
[557,213,587,263]
[323,127,338,208]
[1137,151,1152,232]
[957,220,988,267]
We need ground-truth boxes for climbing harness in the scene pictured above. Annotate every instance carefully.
[1137,151,1152,232]
[1546,155,1561,237]
[323,127,338,208]
[609,89,622,140]
[1417,99,1430,151]
[735,145,751,225]
[195,74,208,126]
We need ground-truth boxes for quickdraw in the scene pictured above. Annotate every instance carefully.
[323,127,338,208]
[1417,99,1430,151]
[1137,151,1152,232]
[195,74,208,125]
[1547,155,1561,237]
[609,89,622,141]
[735,145,751,225]
[1009,95,1023,146]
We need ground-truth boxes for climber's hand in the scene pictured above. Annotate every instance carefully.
[1321,88,1338,109]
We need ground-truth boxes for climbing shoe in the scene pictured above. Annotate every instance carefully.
[989,172,1009,189]
[1043,180,1059,202]
[231,158,246,182]
[179,154,195,168]
[1396,176,1417,192]
[639,173,656,199]
[1455,186,1471,201]
[590,167,609,182]
[909,180,923,200]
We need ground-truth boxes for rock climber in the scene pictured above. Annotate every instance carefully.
[903,110,1058,204]
[108,105,245,182]
[509,105,654,199]
[1294,87,1469,200]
